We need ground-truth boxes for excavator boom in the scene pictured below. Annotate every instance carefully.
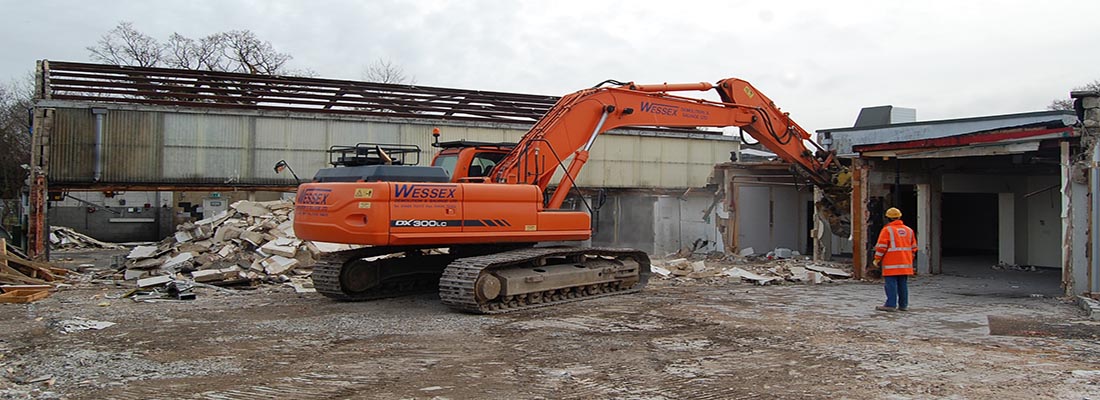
[489,79,850,235]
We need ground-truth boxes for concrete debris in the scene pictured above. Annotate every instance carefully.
[174,230,194,243]
[285,278,316,293]
[54,317,116,334]
[48,226,125,250]
[111,200,359,289]
[1077,295,1100,321]
[992,262,1041,272]
[738,247,755,256]
[191,266,243,283]
[127,245,160,260]
[136,275,173,288]
[650,253,852,287]
[723,267,782,285]
[804,264,852,278]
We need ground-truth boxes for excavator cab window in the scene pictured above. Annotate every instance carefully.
[434,154,459,177]
[468,152,507,177]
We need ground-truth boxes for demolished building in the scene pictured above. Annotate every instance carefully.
[812,100,1099,297]
[23,61,737,258]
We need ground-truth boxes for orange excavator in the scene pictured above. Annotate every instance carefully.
[293,78,850,313]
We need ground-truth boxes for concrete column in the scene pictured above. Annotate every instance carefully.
[1072,179,1090,294]
[998,193,1016,265]
[916,184,932,274]
[929,173,943,274]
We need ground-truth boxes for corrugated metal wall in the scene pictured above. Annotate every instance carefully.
[48,107,737,189]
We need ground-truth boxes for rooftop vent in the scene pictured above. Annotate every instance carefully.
[853,105,916,127]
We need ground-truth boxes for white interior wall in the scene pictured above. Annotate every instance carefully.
[736,185,811,254]
[941,172,1059,267]
[653,195,721,255]
[1025,175,1061,267]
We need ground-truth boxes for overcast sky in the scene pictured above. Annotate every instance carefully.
[2,0,1098,131]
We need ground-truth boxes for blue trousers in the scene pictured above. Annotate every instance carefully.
[883,275,909,308]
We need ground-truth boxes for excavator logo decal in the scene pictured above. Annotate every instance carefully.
[390,219,512,227]
[297,188,331,205]
[394,184,457,200]
[639,101,679,116]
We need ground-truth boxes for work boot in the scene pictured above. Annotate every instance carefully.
[875,305,897,312]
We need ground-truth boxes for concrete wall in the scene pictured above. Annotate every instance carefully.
[590,192,720,255]
[48,190,290,242]
[735,185,811,255]
[48,205,173,243]
[46,105,737,189]
[1025,175,1061,267]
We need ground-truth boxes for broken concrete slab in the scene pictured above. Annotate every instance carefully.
[127,245,160,260]
[195,210,229,226]
[310,241,351,254]
[723,267,781,285]
[137,275,173,288]
[690,261,707,272]
[789,266,809,282]
[55,318,116,334]
[240,231,265,247]
[174,230,194,243]
[162,253,194,270]
[805,264,852,278]
[651,265,672,277]
[231,200,271,217]
[191,269,226,282]
[260,242,297,258]
[123,269,149,281]
[217,244,238,258]
[263,255,300,275]
[131,257,165,270]
[213,226,242,243]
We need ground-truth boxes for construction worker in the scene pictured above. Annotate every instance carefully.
[872,207,917,312]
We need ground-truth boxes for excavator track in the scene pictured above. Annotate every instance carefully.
[312,247,453,301]
[439,247,650,314]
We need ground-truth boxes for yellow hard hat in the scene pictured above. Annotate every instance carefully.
[885,207,902,218]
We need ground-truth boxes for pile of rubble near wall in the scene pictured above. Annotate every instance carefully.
[651,251,853,285]
[121,200,355,287]
[49,226,125,250]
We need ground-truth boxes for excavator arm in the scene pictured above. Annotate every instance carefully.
[489,79,851,236]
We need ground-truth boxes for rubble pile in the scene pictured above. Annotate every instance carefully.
[49,226,125,250]
[120,199,354,288]
[651,248,852,286]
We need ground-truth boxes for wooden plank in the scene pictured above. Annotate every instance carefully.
[0,238,6,268]
[0,270,48,285]
[0,289,50,304]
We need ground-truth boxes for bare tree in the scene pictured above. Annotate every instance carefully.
[89,22,297,75]
[87,22,163,67]
[362,59,416,84]
[0,75,33,207]
[218,30,293,75]
[1049,80,1100,111]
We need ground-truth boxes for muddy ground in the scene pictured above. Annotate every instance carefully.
[1,250,1099,399]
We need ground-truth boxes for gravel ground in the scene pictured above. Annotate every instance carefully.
[1,250,1098,399]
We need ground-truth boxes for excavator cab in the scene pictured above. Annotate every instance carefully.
[430,140,515,182]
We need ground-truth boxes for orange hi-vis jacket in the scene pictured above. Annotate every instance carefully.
[874,220,917,276]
